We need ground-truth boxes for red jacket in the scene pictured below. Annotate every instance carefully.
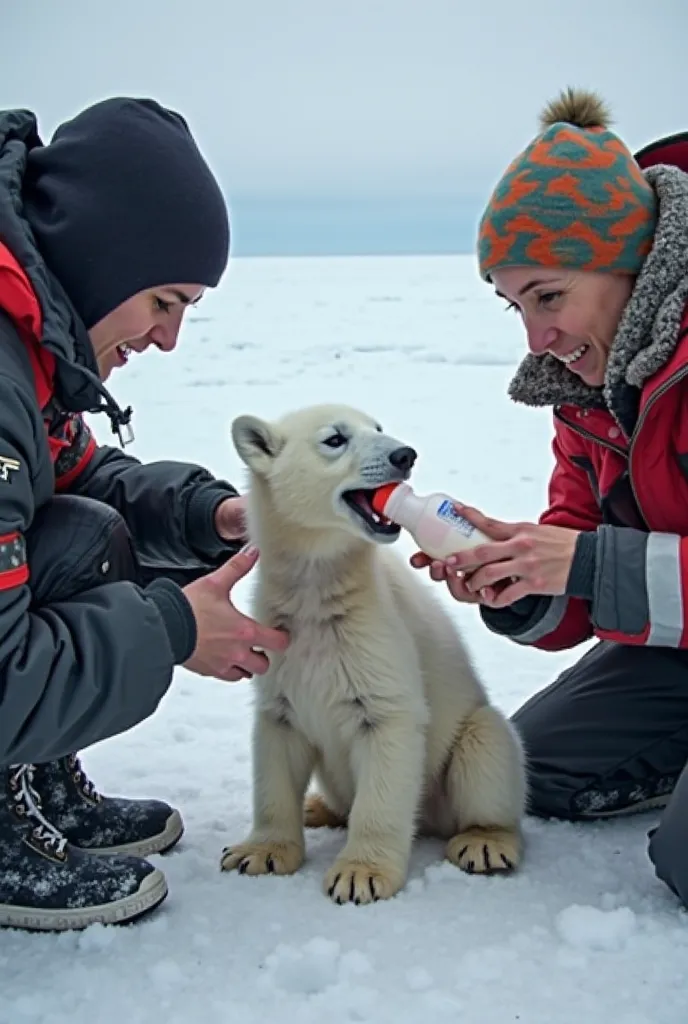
[481,131,688,653]
[535,302,688,650]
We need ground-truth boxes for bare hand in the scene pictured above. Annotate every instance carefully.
[214,495,248,542]
[443,506,580,608]
[410,505,580,608]
[409,505,515,605]
[182,545,289,681]
[409,550,484,604]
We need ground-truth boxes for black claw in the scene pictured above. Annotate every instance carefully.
[328,873,341,898]
[483,843,492,872]
[348,875,356,903]
[239,859,249,874]
[266,855,275,873]
[501,854,514,870]
[457,845,468,861]
[466,860,475,873]
[369,877,376,901]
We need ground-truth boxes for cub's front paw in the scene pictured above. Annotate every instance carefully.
[220,839,304,876]
[323,857,405,905]
[446,827,520,874]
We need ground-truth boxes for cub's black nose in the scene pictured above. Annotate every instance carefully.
[388,446,417,473]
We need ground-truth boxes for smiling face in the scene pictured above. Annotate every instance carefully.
[88,283,205,379]
[491,266,635,387]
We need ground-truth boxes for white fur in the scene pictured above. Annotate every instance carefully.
[220,403,527,904]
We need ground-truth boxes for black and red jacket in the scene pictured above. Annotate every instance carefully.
[0,109,240,766]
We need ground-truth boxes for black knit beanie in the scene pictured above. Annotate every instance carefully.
[23,96,230,329]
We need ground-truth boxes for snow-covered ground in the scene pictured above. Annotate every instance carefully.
[2,255,686,1024]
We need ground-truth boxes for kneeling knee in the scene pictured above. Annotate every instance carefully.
[648,824,688,909]
[522,774,582,821]
[27,495,137,603]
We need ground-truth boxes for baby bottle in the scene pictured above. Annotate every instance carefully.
[371,482,489,563]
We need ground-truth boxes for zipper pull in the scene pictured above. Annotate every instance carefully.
[116,419,135,447]
[111,405,135,447]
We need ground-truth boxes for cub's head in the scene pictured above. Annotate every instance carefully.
[231,403,417,549]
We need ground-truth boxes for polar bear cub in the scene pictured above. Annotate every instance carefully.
[220,403,527,905]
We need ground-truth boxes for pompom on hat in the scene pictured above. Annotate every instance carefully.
[477,87,658,281]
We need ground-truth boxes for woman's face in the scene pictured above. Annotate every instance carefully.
[88,283,205,379]
[490,266,635,387]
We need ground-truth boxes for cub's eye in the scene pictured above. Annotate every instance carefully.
[323,433,347,448]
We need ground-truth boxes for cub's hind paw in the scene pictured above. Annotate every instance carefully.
[303,793,347,829]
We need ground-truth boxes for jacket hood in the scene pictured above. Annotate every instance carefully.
[505,164,688,432]
[0,108,132,443]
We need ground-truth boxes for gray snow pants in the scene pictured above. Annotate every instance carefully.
[1,494,212,767]
[511,641,688,909]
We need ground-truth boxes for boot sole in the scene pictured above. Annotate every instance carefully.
[0,867,168,932]
[78,809,184,858]
[579,794,670,818]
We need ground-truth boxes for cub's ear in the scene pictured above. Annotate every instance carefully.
[231,415,285,474]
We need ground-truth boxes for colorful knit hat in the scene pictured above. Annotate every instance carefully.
[477,88,658,281]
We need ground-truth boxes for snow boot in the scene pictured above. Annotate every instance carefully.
[0,764,167,931]
[27,754,183,857]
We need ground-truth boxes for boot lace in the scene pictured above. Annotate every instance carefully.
[65,753,101,803]
[9,764,68,859]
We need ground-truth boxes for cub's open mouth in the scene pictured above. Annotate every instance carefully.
[342,489,401,537]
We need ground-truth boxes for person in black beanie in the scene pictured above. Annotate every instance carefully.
[0,97,289,932]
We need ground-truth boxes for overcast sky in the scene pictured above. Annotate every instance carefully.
[5,0,687,255]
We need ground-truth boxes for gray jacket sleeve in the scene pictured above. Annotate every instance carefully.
[479,530,595,642]
[480,595,570,643]
[0,377,197,766]
[480,524,684,647]
[68,423,242,585]
[582,524,684,645]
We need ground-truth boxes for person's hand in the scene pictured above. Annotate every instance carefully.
[182,545,289,681]
[410,504,580,608]
[410,549,484,604]
[214,495,248,542]
[409,504,514,604]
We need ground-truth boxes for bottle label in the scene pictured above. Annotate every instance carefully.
[435,499,475,537]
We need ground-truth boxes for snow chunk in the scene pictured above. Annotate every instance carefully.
[556,904,637,951]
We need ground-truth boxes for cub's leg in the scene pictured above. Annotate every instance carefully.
[324,712,425,906]
[221,709,316,876]
[444,704,526,874]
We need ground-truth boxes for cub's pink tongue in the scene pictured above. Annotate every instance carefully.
[350,491,371,512]
[371,483,400,521]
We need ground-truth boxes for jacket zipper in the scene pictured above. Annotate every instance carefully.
[626,362,688,523]
[555,410,627,457]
